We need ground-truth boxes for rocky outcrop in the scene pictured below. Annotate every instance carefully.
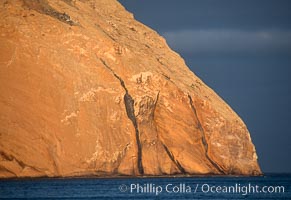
[0,0,261,178]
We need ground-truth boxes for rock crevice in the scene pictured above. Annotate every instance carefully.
[0,151,43,174]
[161,143,186,174]
[187,94,225,174]
[100,58,144,175]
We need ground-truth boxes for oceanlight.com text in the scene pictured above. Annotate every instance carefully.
[201,183,285,195]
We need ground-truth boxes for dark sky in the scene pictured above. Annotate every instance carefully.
[118,0,291,173]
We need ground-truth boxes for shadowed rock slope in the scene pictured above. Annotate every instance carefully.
[0,0,261,178]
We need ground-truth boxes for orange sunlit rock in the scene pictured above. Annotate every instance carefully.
[0,0,261,178]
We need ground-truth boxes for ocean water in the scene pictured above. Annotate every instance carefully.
[0,174,290,199]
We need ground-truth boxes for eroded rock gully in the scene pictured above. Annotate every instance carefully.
[0,0,261,178]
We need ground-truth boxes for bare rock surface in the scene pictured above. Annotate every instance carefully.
[0,0,261,178]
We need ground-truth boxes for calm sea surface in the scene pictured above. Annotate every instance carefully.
[0,173,290,199]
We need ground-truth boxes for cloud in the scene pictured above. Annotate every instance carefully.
[162,29,291,56]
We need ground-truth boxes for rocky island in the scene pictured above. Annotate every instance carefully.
[0,0,261,178]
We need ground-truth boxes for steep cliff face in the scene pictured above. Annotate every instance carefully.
[0,0,261,178]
